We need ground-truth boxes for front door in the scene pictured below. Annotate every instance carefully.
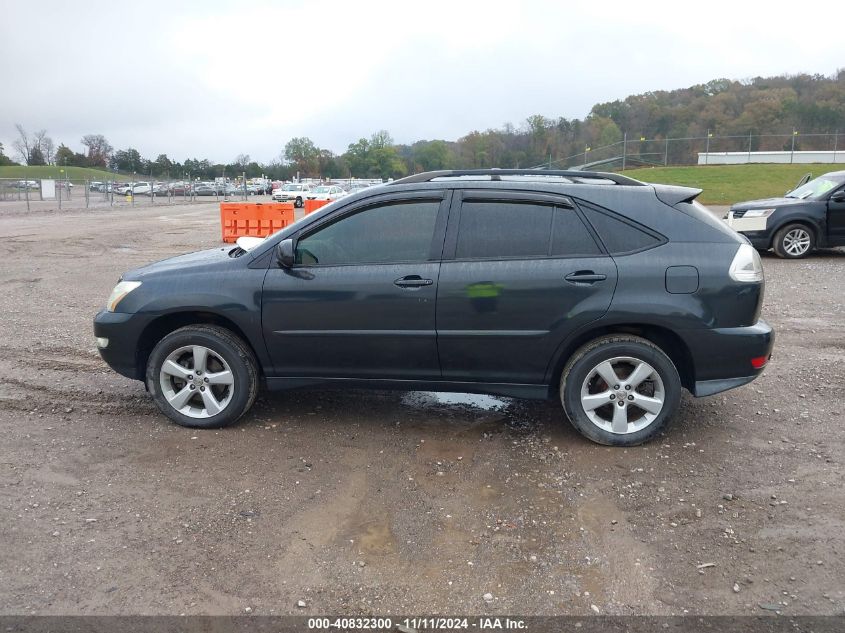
[261,193,448,379]
[827,186,845,244]
[436,191,618,384]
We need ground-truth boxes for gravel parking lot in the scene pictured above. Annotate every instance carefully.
[0,200,843,616]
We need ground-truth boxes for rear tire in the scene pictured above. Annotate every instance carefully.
[560,335,681,446]
[146,325,258,429]
[772,223,814,259]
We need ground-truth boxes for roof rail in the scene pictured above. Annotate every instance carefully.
[389,169,645,186]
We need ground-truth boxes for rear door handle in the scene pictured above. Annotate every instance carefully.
[565,271,607,284]
[394,275,434,288]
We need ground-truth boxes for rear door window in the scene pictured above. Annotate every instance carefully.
[455,200,601,259]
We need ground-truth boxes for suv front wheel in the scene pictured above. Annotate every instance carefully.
[560,335,682,446]
[146,325,258,429]
[772,223,814,259]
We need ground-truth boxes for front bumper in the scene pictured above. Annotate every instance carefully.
[93,309,152,380]
[678,319,775,396]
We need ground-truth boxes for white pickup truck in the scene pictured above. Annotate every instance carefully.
[271,183,312,207]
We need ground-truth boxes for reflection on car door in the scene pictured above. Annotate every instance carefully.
[261,193,449,379]
[436,191,618,384]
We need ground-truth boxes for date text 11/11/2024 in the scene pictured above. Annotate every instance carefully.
[307,616,528,630]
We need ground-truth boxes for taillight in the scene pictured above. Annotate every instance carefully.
[729,244,763,282]
[751,355,769,369]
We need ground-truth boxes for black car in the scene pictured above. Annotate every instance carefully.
[94,169,773,446]
[727,170,845,258]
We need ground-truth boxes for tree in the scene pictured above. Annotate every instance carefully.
[0,142,16,166]
[284,137,320,177]
[28,147,46,166]
[81,134,113,168]
[152,154,174,177]
[12,124,32,164]
[235,153,250,168]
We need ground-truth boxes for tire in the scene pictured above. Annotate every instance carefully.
[295,196,303,208]
[146,325,259,429]
[772,223,814,259]
[559,335,682,446]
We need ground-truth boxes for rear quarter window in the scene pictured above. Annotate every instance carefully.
[580,204,662,254]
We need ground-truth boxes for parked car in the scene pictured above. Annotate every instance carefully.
[272,183,312,207]
[94,169,773,446]
[306,184,348,202]
[14,180,39,190]
[194,184,216,196]
[726,170,845,258]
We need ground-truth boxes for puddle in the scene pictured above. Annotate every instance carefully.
[402,391,511,411]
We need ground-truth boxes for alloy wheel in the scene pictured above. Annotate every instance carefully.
[158,345,235,418]
[579,356,665,434]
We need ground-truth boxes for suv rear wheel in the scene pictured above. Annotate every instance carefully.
[773,223,814,259]
[146,325,258,429]
[560,335,681,446]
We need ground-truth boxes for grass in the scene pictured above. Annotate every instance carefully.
[0,165,131,181]
[624,164,843,205]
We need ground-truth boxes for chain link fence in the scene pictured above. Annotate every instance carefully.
[535,131,844,170]
[0,175,277,212]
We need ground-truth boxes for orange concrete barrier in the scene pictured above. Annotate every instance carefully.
[303,198,330,214]
[220,202,295,243]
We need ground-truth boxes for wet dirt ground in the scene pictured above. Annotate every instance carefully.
[0,200,843,616]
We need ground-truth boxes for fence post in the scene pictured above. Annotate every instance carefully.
[664,138,668,166]
[790,128,796,164]
[705,129,710,165]
[24,166,30,212]
[85,179,89,208]
[747,132,752,164]
[834,131,839,164]
[622,131,627,171]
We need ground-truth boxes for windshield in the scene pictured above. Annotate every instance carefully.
[314,186,331,193]
[283,184,303,191]
[786,174,845,200]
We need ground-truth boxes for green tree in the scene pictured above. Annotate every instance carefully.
[284,137,320,177]
[0,142,16,166]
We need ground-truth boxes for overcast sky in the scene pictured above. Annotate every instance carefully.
[1,0,842,164]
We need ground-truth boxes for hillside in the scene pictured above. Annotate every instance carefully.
[626,164,842,205]
[0,165,130,181]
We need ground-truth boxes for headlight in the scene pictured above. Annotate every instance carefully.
[107,280,142,312]
[742,208,776,218]
[729,244,763,283]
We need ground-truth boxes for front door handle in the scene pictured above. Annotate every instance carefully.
[394,275,434,288]
[565,271,607,284]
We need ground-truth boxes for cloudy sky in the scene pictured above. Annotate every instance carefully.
[1,0,842,164]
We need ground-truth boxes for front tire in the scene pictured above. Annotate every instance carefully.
[773,223,814,259]
[146,325,258,429]
[560,335,681,446]
[295,196,303,208]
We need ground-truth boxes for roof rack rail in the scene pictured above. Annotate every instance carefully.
[389,169,645,186]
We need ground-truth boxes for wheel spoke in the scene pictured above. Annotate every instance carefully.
[594,361,619,388]
[582,391,613,411]
[632,393,663,415]
[200,389,222,415]
[626,361,653,389]
[192,346,208,373]
[611,403,628,433]
[161,359,190,379]
[206,370,233,386]
[167,385,194,410]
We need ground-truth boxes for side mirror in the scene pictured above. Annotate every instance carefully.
[276,239,295,268]
[831,190,845,203]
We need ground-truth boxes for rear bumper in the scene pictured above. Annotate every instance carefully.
[679,319,774,397]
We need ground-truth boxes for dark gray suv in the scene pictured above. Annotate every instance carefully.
[94,169,774,446]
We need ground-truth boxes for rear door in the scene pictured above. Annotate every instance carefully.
[436,190,617,384]
[261,191,450,379]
